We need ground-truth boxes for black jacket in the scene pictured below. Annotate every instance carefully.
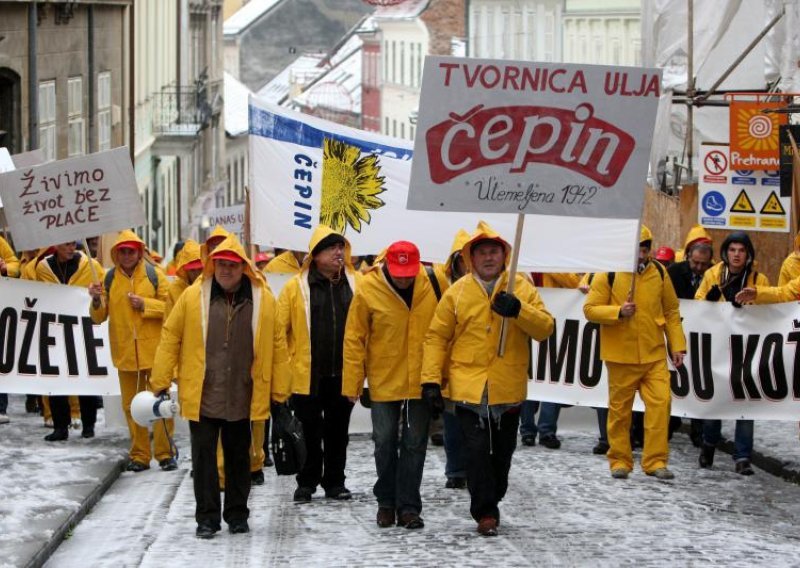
[667,261,703,300]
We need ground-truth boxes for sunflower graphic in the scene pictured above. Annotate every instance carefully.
[320,137,387,234]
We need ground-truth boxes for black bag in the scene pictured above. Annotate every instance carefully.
[271,405,307,476]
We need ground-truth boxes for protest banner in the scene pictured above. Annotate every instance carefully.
[530,289,800,421]
[249,96,649,273]
[0,147,144,251]
[205,204,245,243]
[0,278,119,395]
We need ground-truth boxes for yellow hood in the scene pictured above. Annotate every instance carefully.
[462,221,512,273]
[200,225,231,261]
[683,224,712,249]
[175,240,202,282]
[302,224,353,270]
[110,229,146,267]
[202,233,260,284]
[445,228,471,276]
[640,225,653,244]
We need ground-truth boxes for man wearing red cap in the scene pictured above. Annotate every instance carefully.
[654,246,675,268]
[89,229,174,472]
[343,241,438,529]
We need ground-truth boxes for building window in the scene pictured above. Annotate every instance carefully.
[67,76,85,156]
[39,80,57,162]
[409,43,414,87]
[544,14,555,62]
[400,41,405,86]
[383,41,389,83]
[391,41,397,83]
[392,119,397,137]
[410,125,415,141]
[385,116,389,134]
[97,72,112,151]
[400,122,405,139]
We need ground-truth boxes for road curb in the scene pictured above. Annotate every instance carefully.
[25,453,128,568]
[717,438,800,484]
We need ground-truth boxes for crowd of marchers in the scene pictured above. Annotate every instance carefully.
[1,220,799,539]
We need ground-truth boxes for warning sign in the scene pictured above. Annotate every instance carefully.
[705,151,728,175]
[760,191,786,215]
[730,190,756,213]
[730,216,757,228]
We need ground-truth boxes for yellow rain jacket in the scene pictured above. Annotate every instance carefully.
[265,250,303,274]
[150,234,291,421]
[584,263,686,364]
[778,233,800,286]
[35,250,103,287]
[750,274,800,303]
[342,265,438,401]
[432,229,471,293]
[694,262,768,302]
[674,224,713,263]
[200,225,230,261]
[277,225,360,395]
[90,230,169,371]
[541,273,581,289]
[0,236,20,278]
[21,248,54,280]
[164,240,202,320]
[421,221,554,406]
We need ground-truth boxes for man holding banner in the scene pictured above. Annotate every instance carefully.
[421,221,554,537]
[35,241,105,441]
[584,226,686,481]
[89,230,175,472]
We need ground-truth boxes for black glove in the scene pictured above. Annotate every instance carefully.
[705,285,722,302]
[421,383,445,419]
[492,291,522,318]
[271,400,290,418]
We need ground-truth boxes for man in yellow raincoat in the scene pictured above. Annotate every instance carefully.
[151,234,290,539]
[0,235,20,277]
[88,230,175,472]
[343,240,438,529]
[278,225,360,502]
[584,225,686,481]
[421,221,554,537]
[265,248,305,274]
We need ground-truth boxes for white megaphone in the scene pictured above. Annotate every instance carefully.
[131,390,179,427]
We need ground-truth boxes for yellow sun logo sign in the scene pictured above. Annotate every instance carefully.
[734,107,780,152]
[320,138,387,234]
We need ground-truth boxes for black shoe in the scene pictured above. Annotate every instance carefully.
[251,470,265,485]
[25,396,40,414]
[126,461,149,473]
[699,444,715,468]
[690,431,703,448]
[264,454,274,468]
[159,457,178,471]
[81,428,95,439]
[735,460,755,476]
[325,486,352,500]
[445,477,466,489]
[44,428,69,442]
[521,434,537,447]
[377,507,395,528]
[539,434,561,449]
[293,486,314,503]
[196,521,220,539]
[397,512,424,529]
[430,432,444,446]
[592,441,610,455]
[229,520,250,534]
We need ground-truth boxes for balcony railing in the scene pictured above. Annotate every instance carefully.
[152,80,222,137]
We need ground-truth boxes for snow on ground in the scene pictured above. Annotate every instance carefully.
[40,407,800,567]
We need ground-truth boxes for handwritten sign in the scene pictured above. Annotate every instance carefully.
[407,57,662,218]
[0,147,144,250]
[206,204,245,242]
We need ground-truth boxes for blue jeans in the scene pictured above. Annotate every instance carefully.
[519,400,539,437]
[371,400,430,514]
[443,408,466,479]
[0,393,7,414]
[595,407,608,444]
[537,402,562,437]
[703,419,754,462]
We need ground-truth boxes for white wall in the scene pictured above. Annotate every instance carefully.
[469,0,563,61]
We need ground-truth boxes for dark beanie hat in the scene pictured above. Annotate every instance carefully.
[312,233,346,256]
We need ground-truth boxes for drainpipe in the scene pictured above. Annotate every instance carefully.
[128,2,135,164]
[88,5,95,153]
[28,1,38,151]
[464,0,470,56]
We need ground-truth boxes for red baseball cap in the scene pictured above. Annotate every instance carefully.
[655,246,675,262]
[181,259,203,271]
[385,241,420,278]
[255,251,270,264]
[211,250,245,264]
[116,241,143,251]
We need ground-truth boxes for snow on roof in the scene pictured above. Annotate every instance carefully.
[224,72,254,137]
[372,0,429,20]
[256,54,327,105]
[293,37,363,115]
[223,0,283,37]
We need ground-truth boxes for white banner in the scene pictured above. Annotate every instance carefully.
[249,97,643,273]
[531,289,800,421]
[408,57,662,220]
[0,278,119,395]
[698,142,788,233]
[0,147,144,251]
[205,204,245,242]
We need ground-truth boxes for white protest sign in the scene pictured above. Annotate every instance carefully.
[0,278,119,395]
[0,147,144,250]
[206,204,245,242]
[408,57,662,218]
[531,288,800,421]
[249,97,645,272]
[0,148,13,206]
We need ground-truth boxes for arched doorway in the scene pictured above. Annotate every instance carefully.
[0,68,22,154]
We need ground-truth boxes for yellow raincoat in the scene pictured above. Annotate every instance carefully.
[200,225,230,261]
[674,224,712,263]
[695,262,769,302]
[778,233,800,286]
[749,274,800,303]
[432,229,471,293]
[35,250,103,287]
[265,250,303,274]
[277,225,360,395]
[164,240,202,320]
[342,265,438,401]
[541,273,581,289]
[150,234,291,422]
[0,236,20,278]
[421,221,554,406]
